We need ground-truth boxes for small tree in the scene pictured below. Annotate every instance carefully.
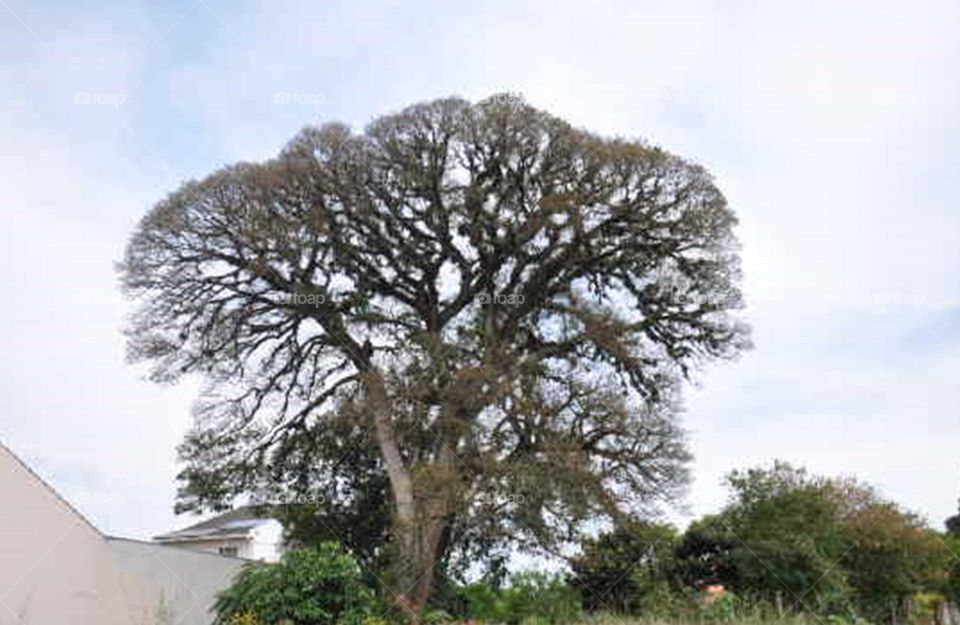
[214,543,378,625]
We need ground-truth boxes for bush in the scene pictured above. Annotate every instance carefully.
[214,543,379,625]
[700,589,738,623]
[504,572,581,625]
[459,581,510,623]
[450,573,580,625]
[570,521,679,614]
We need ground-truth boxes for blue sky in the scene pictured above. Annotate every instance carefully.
[1,0,958,541]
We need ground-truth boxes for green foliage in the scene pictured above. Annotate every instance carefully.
[720,463,852,611]
[672,516,738,589]
[914,591,945,625]
[841,501,947,624]
[667,462,948,625]
[504,572,582,625]
[449,573,580,625]
[942,534,960,602]
[701,589,738,623]
[459,581,509,623]
[945,489,960,537]
[214,543,378,625]
[420,609,454,625]
[570,521,678,613]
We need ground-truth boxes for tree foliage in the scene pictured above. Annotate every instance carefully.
[453,572,581,625]
[945,490,960,537]
[570,520,678,613]
[670,462,948,624]
[121,94,748,611]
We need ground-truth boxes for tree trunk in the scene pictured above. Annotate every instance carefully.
[366,373,455,623]
[400,446,456,622]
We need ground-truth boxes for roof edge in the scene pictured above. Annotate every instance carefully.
[104,535,255,561]
[153,533,254,543]
[0,438,102,536]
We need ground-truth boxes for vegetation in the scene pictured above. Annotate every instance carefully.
[570,521,678,613]
[214,543,379,625]
[212,463,960,625]
[574,463,953,625]
[122,93,749,614]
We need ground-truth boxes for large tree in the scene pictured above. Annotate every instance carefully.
[120,94,748,616]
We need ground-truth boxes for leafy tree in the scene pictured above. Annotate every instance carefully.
[672,515,738,590]
[721,463,852,613]
[570,521,678,613]
[840,496,947,624]
[948,515,960,537]
[945,490,960,537]
[942,533,960,603]
[682,462,948,624]
[214,543,379,625]
[121,94,748,614]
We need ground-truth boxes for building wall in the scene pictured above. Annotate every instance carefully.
[157,537,252,559]
[107,538,246,625]
[1,442,128,625]
[158,520,284,562]
[0,442,242,625]
[249,519,284,562]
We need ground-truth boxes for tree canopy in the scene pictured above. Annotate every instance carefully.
[670,462,948,623]
[120,94,749,614]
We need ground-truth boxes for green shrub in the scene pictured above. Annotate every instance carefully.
[628,573,682,617]
[701,589,738,623]
[460,581,510,623]
[421,608,454,625]
[452,573,580,625]
[570,521,679,614]
[214,543,379,625]
[503,572,581,625]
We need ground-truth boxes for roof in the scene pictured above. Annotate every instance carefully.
[154,506,274,542]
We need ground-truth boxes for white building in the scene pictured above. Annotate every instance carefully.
[0,440,245,625]
[154,507,284,562]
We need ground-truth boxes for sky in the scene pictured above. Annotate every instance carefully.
[1,0,958,542]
